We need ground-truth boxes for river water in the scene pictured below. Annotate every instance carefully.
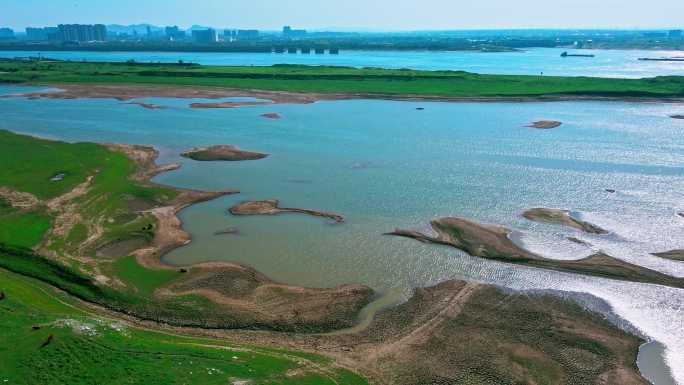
[1,64,683,383]
[1,47,684,78]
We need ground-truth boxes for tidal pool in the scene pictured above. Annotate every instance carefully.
[1,86,683,383]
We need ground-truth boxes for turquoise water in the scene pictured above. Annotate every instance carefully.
[2,47,684,78]
[1,86,683,383]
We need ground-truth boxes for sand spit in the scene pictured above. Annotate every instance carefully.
[214,227,240,236]
[386,217,684,288]
[528,120,562,129]
[181,145,269,162]
[261,112,282,119]
[125,101,168,110]
[189,101,272,109]
[523,208,608,234]
[229,199,345,223]
[652,250,684,262]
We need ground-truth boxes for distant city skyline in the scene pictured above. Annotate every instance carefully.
[4,0,684,31]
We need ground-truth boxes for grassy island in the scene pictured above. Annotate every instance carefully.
[1,59,684,100]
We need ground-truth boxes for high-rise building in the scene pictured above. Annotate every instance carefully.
[224,29,259,41]
[192,29,218,43]
[0,28,15,40]
[26,27,48,40]
[237,30,259,40]
[283,26,306,38]
[165,26,186,41]
[57,24,107,42]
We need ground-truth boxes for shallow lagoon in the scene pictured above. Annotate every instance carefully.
[1,86,683,383]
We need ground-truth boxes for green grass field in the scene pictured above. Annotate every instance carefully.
[1,60,684,98]
[0,129,175,255]
[0,268,368,385]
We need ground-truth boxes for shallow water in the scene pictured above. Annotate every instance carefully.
[2,47,684,78]
[2,85,684,383]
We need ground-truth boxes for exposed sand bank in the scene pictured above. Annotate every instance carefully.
[261,112,282,119]
[386,217,684,288]
[124,101,168,110]
[523,208,608,234]
[652,250,684,262]
[528,120,562,129]
[181,145,269,161]
[11,83,319,104]
[189,101,272,108]
[229,199,345,223]
[10,83,684,106]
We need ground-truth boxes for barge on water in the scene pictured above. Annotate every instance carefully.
[638,57,684,62]
[560,51,595,58]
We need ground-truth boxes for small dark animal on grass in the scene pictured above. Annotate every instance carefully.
[0,291,5,300]
[41,334,55,348]
[179,268,188,273]
[32,325,42,330]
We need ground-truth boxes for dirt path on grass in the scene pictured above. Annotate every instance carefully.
[0,187,40,210]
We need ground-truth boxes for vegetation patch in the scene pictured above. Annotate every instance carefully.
[111,255,181,296]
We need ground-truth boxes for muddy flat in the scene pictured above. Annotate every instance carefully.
[181,145,269,161]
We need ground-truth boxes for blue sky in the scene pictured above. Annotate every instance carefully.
[4,0,684,30]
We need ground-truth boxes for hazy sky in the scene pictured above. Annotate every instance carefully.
[4,0,684,30]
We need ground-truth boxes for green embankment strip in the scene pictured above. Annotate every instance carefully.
[1,61,684,98]
[112,255,181,297]
[0,268,368,385]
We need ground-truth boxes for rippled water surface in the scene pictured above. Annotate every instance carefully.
[1,85,683,383]
[2,47,684,77]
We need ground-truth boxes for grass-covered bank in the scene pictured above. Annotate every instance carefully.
[0,268,368,385]
[1,60,684,99]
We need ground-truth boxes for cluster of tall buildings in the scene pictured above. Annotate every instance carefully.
[0,24,309,44]
[0,28,15,40]
[24,24,107,42]
[164,26,260,43]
